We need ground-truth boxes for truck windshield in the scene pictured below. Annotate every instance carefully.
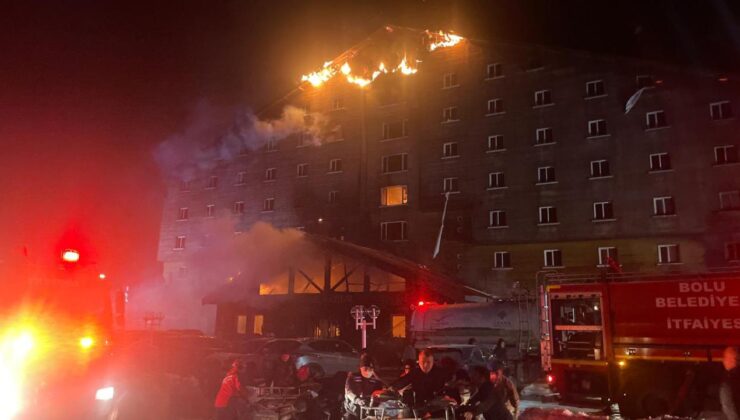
[551,297,604,361]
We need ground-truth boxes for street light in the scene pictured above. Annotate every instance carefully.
[350,305,380,350]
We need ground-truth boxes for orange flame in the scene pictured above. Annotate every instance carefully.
[427,30,464,52]
[301,61,337,87]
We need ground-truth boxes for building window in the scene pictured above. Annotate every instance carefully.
[443,177,459,193]
[487,135,505,152]
[297,163,309,177]
[487,98,505,115]
[710,101,733,120]
[382,120,408,140]
[543,249,563,267]
[442,107,460,122]
[598,247,618,267]
[585,80,605,97]
[298,132,313,147]
[653,196,676,216]
[488,172,505,189]
[206,175,218,189]
[534,90,552,107]
[391,315,406,338]
[535,128,554,145]
[646,110,667,129]
[253,314,264,335]
[719,191,740,210]
[537,166,556,184]
[206,204,215,217]
[264,167,276,181]
[266,137,278,152]
[179,180,192,192]
[588,119,608,137]
[726,242,740,262]
[235,171,247,185]
[380,185,408,207]
[658,244,681,264]
[381,153,408,173]
[328,190,339,204]
[380,221,407,241]
[636,74,655,89]
[233,201,245,214]
[331,97,344,111]
[486,63,503,79]
[262,198,275,212]
[493,251,511,268]
[649,153,671,171]
[328,158,343,173]
[539,206,558,224]
[177,207,189,221]
[714,145,738,165]
[489,210,507,228]
[442,72,459,89]
[442,142,459,159]
[590,160,610,178]
[174,236,186,250]
[236,315,248,334]
[593,201,614,220]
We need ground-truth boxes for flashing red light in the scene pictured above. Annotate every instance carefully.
[719,76,729,82]
[417,301,425,306]
[546,374,555,384]
[655,79,663,85]
[98,273,107,280]
[61,249,80,263]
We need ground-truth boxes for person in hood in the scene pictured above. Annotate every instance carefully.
[214,359,245,420]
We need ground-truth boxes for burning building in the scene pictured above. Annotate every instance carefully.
[156,25,740,340]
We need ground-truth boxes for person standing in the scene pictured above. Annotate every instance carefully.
[214,360,244,420]
[721,346,740,420]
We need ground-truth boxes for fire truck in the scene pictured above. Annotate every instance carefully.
[0,248,125,419]
[539,270,740,418]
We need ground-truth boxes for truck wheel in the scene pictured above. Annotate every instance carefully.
[620,386,671,419]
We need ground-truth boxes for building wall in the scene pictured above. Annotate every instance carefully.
[158,36,740,299]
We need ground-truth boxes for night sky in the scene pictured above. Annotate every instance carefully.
[1,0,737,285]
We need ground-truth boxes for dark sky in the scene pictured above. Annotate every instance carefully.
[1,0,737,284]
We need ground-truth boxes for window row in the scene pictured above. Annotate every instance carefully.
[490,244,682,269]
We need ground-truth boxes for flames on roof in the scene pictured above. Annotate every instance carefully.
[300,27,464,89]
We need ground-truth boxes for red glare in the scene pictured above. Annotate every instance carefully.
[546,374,555,384]
[719,76,729,82]
[61,249,80,263]
[417,301,425,306]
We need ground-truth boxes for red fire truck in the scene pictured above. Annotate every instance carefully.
[540,270,740,418]
[0,248,125,419]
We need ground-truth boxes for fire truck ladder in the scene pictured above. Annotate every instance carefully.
[514,287,531,354]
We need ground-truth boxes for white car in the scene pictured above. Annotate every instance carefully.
[259,338,360,378]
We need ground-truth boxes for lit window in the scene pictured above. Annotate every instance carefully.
[649,153,671,171]
[726,242,740,262]
[539,206,558,224]
[442,72,459,89]
[536,128,554,145]
[658,244,680,264]
[636,74,655,89]
[537,166,556,184]
[235,171,247,185]
[585,80,605,97]
[590,160,610,178]
[392,315,406,338]
[263,198,275,212]
[205,204,215,217]
[487,98,505,115]
[487,135,505,152]
[253,314,264,335]
[381,154,408,173]
[381,221,407,241]
[710,101,733,120]
[593,201,614,220]
[486,63,503,79]
[380,185,408,207]
[646,110,667,129]
[233,201,245,214]
[382,120,408,140]
[442,107,460,122]
[328,159,343,173]
[488,172,505,189]
[443,177,459,193]
[174,236,186,250]
[177,207,189,221]
[714,145,738,165]
[264,168,276,181]
[653,196,676,216]
[493,251,511,268]
[297,163,309,177]
[206,175,218,189]
[598,247,618,267]
[489,210,507,228]
[442,142,459,158]
[719,191,740,211]
[543,249,563,267]
[588,119,608,137]
[534,90,552,107]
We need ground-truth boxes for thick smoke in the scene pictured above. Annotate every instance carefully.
[153,101,328,181]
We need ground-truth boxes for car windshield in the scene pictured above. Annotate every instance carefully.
[307,340,355,353]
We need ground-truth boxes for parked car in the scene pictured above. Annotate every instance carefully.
[258,338,360,378]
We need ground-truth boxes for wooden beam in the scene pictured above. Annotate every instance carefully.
[330,265,358,291]
[297,269,323,293]
[324,254,332,293]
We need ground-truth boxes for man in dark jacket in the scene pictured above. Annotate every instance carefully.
[390,348,449,406]
[721,346,740,420]
[344,355,384,419]
[463,360,518,420]
[269,352,297,387]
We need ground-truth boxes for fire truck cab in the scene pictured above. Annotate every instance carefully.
[540,271,740,418]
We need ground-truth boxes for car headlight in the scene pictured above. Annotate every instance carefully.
[95,386,115,401]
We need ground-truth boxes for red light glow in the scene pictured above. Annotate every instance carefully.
[61,249,80,263]
[547,374,555,384]
[417,301,425,306]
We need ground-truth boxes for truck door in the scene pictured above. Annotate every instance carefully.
[550,293,604,361]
